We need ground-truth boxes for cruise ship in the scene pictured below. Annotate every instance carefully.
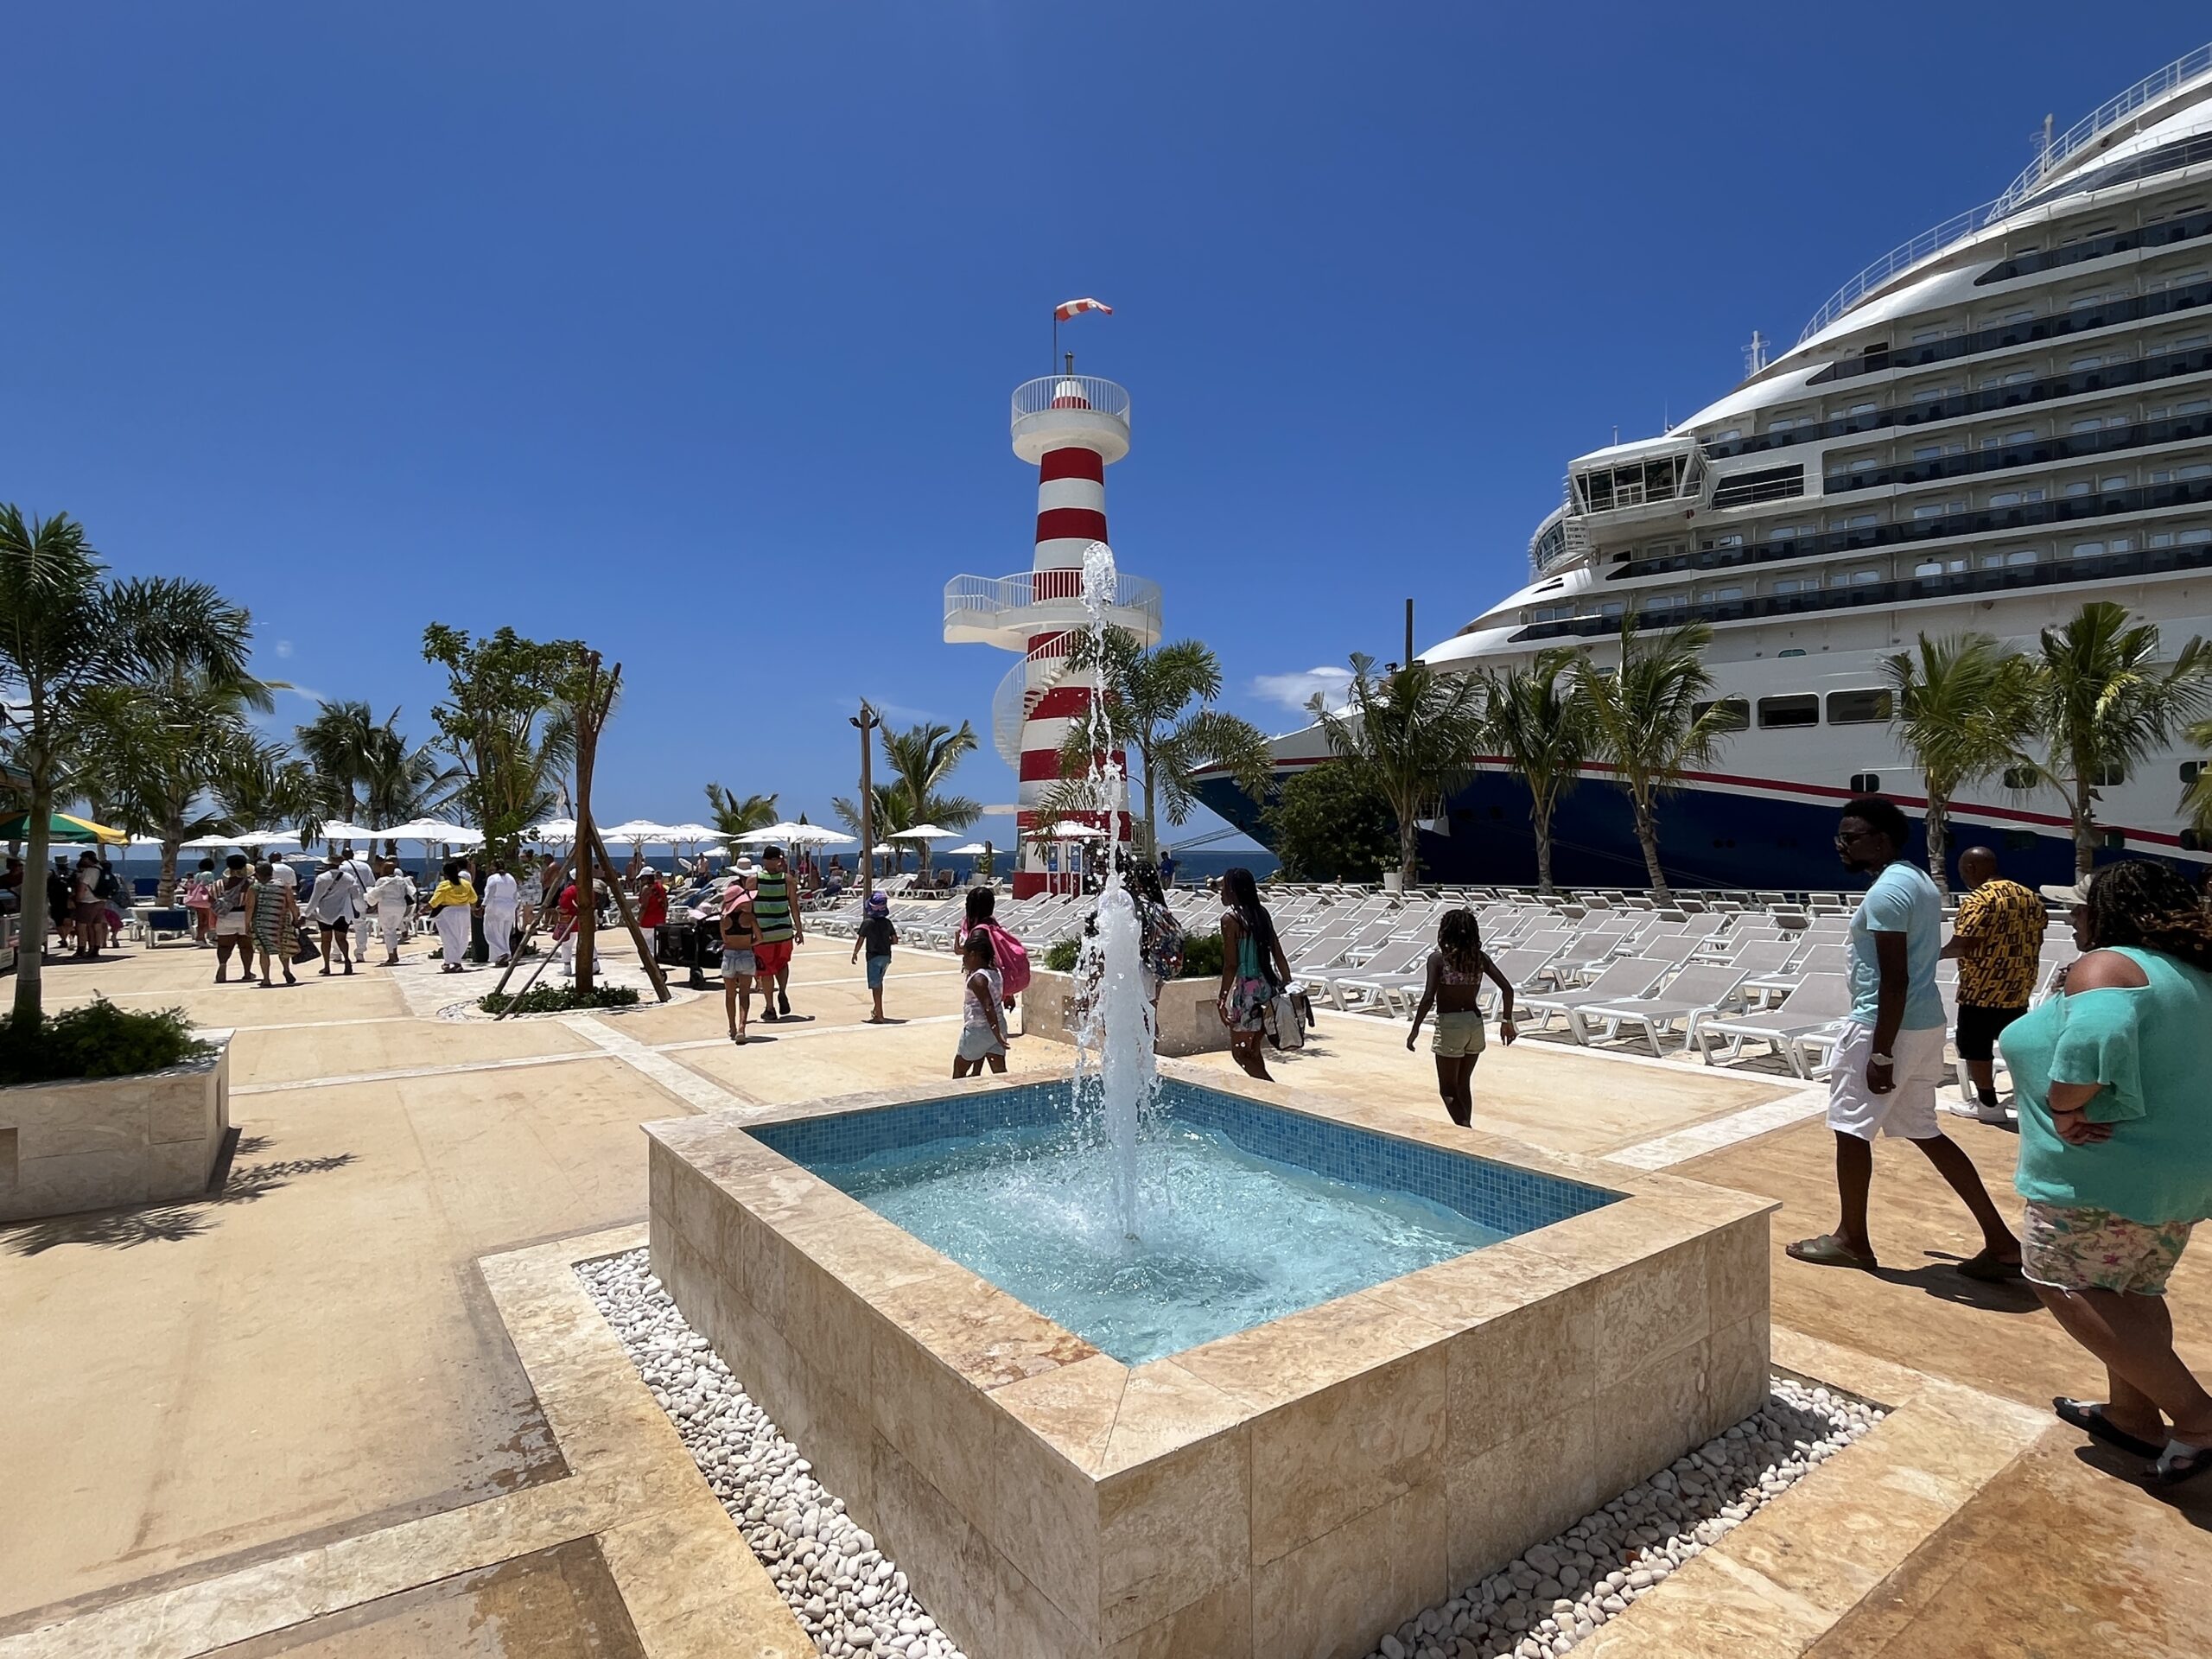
[1199,42,2212,891]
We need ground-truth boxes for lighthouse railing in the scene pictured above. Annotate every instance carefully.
[944,569,1162,632]
[1010,374,1130,424]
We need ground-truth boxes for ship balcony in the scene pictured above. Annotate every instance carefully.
[944,568,1163,652]
[1011,374,1131,465]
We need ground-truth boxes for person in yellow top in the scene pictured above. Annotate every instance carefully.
[429,860,479,974]
[1940,846,2049,1123]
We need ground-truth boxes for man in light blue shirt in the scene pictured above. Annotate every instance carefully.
[1786,796,2021,1281]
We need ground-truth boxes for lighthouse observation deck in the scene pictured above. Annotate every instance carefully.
[1012,374,1130,464]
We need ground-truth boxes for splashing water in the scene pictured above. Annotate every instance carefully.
[1069,540,1159,1239]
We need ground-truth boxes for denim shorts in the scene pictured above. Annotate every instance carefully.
[721,948,757,980]
[865,953,892,990]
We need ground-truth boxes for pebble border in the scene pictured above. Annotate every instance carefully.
[578,1248,1879,1659]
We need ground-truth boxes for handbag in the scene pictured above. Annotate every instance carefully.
[1263,982,1307,1052]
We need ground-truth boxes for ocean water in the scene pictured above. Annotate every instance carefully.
[811,1111,1499,1366]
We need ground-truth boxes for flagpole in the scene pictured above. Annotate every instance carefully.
[1052,308,1058,377]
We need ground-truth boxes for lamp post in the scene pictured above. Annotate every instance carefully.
[850,702,881,887]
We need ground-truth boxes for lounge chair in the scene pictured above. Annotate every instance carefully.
[1690,973,1853,1075]
[1571,965,1751,1055]
[1516,957,1675,1035]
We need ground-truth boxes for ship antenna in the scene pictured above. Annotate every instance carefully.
[2039,112,2054,179]
[1744,330,1769,378]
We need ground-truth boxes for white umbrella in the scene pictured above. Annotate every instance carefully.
[947,842,991,855]
[1033,823,1105,840]
[126,833,169,849]
[891,823,961,842]
[528,818,579,842]
[316,821,377,844]
[601,818,677,844]
[182,830,301,849]
[383,818,485,847]
[660,822,721,842]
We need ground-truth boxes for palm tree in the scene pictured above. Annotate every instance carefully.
[2025,601,2212,876]
[359,710,459,853]
[1478,648,1588,893]
[878,721,982,879]
[74,666,276,901]
[0,506,255,1020]
[1048,631,1274,860]
[213,740,317,847]
[1573,616,1738,899]
[830,783,912,870]
[296,700,378,822]
[1883,634,2035,892]
[1309,653,1487,888]
[704,785,779,840]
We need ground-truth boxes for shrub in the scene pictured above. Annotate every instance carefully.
[478,983,643,1016]
[1043,937,1080,974]
[1177,931,1224,979]
[1262,760,1396,882]
[0,999,213,1086]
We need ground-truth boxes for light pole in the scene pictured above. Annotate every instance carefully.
[851,702,881,887]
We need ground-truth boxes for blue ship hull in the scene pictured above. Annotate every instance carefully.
[1194,766,2140,893]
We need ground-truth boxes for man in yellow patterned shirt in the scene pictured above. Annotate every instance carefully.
[1940,846,2048,1123]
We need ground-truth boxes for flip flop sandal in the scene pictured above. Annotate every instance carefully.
[1784,1234,1878,1270]
[1956,1249,2024,1283]
[2152,1440,2212,1487]
[2054,1397,2166,1459]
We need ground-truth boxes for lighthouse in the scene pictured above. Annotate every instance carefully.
[944,353,1160,897]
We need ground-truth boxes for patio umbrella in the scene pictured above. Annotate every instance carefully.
[528,818,579,842]
[601,818,677,845]
[947,842,991,855]
[0,810,129,847]
[890,823,961,842]
[181,829,302,850]
[315,821,377,845]
[383,818,486,847]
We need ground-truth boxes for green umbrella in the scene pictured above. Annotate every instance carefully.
[0,810,129,847]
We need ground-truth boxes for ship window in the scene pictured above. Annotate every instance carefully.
[2111,536,2133,552]
[1644,592,1688,611]
[2151,531,2176,547]
[2072,540,2107,557]
[1712,428,1741,442]
[1758,695,1819,729]
[1692,698,1750,732]
[2002,766,2038,791]
[2182,761,2205,785]
[2182,398,2212,414]
[1912,502,1955,519]
[2183,527,2212,544]
[2174,334,2210,350]
[1702,585,1745,602]
[1848,772,1883,793]
[1771,575,1821,595]
[1713,463,1807,508]
[2069,417,2105,434]
[2093,763,2126,786]
[1847,456,1879,474]
[1846,568,1880,584]
[2065,481,2093,497]
[2102,475,2129,490]
[1827,690,1893,725]
[1914,443,1942,459]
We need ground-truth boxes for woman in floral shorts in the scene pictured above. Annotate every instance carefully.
[2000,862,2212,1487]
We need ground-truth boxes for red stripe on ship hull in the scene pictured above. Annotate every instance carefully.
[1038,448,1105,484]
[1034,507,1109,545]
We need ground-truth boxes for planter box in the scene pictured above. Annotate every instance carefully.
[0,1031,232,1223]
[1023,968,1230,1056]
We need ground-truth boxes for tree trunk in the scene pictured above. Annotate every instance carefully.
[158,831,181,907]
[1923,792,1950,895]
[14,781,52,1023]
[2072,780,2096,878]
[1532,795,1555,894]
[1632,792,1669,899]
[1398,808,1420,889]
[1141,762,1159,863]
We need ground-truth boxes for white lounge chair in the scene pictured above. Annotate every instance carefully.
[1572,966,1751,1055]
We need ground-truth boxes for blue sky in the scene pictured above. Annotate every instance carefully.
[9,4,2209,844]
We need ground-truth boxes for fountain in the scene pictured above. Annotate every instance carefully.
[642,565,1773,1658]
[1066,537,1157,1241]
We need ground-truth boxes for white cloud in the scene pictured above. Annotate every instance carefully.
[1250,666,1352,714]
[274,639,294,659]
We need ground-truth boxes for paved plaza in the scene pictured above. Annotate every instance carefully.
[1,927,2207,1657]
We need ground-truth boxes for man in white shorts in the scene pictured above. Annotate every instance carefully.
[1786,795,2022,1281]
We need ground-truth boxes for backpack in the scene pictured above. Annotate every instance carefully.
[94,867,120,900]
[981,921,1030,997]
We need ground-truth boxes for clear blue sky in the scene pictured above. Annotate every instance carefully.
[10,4,2208,843]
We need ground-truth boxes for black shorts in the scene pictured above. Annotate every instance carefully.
[1955,1002,2026,1062]
[321,917,349,933]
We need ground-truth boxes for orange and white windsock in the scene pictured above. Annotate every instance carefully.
[1053,296,1112,322]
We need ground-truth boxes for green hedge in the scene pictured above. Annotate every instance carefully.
[0,1000,213,1086]
[1041,931,1223,979]
[478,983,642,1016]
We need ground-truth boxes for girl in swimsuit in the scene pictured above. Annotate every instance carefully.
[1407,908,1516,1128]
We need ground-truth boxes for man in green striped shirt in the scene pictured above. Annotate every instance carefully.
[751,845,804,1020]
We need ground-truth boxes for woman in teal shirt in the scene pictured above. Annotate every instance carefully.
[1999,860,2212,1486]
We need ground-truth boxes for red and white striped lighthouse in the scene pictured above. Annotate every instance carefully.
[944,333,1160,897]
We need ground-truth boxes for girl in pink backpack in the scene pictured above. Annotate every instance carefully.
[956,887,1029,1014]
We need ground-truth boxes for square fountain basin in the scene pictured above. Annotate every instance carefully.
[646,1064,1775,1659]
